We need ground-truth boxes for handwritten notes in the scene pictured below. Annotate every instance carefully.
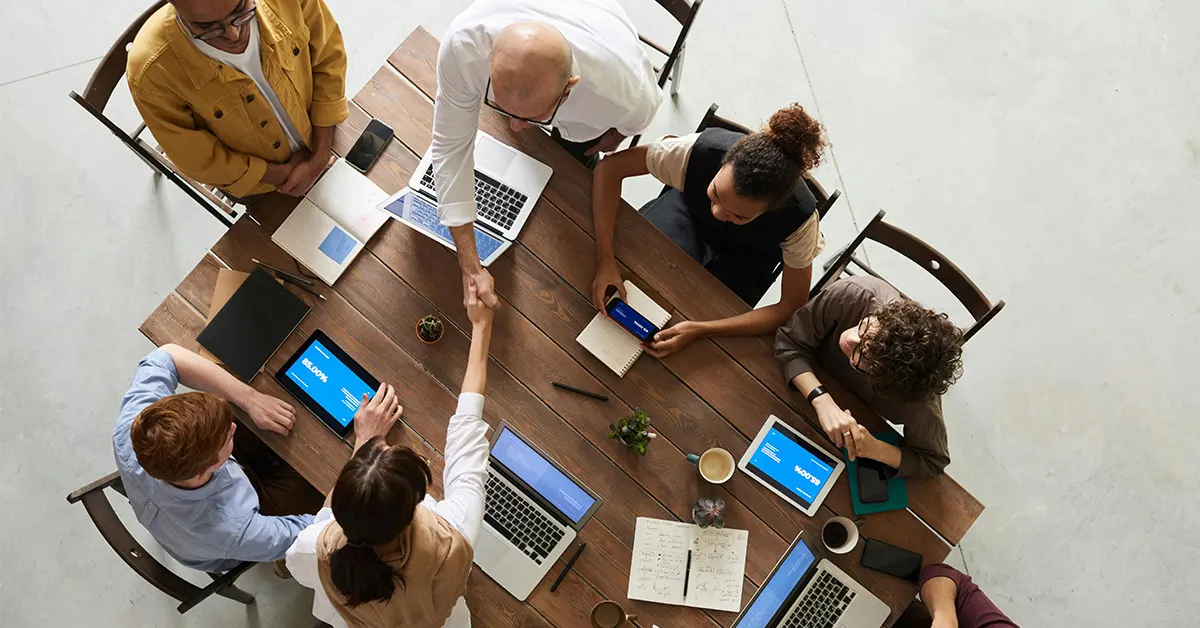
[627,517,748,613]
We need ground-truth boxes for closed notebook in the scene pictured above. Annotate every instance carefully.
[272,159,389,285]
[196,268,310,381]
[576,281,670,377]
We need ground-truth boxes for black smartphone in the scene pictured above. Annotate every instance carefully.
[345,119,394,173]
[856,457,890,504]
[604,295,660,342]
[860,538,922,583]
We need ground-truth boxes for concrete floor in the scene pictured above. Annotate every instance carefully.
[2,0,1197,626]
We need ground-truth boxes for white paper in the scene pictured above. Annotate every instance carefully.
[627,517,747,613]
[576,282,671,377]
[271,198,364,285]
[306,159,388,242]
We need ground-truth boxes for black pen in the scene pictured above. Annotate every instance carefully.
[252,258,316,286]
[276,273,326,301]
[552,382,609,402]
[682,549,692,599]
[549,542,587,592]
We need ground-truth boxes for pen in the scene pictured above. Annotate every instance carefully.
[552,382,609,402]
[549,542,587,592]
[275,273,326,301]
[252,258,316,286]
[682,549,692,599]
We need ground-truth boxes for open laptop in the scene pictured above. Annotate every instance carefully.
[732,532,889,628]
[474,422,602,601]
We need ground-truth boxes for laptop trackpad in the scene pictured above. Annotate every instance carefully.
[476,137,517,177]
[475,530,513,567]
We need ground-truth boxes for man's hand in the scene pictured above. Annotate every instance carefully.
[591,258,626,310]
[463,267,500,310]
[646,321,703,358]
[241,390,296,436]
[353,383,402,448]
[584,128,626,157]
[465,279,494,328]
[846,423,883,462]
[814,398,859,456]
[280,151,329,196]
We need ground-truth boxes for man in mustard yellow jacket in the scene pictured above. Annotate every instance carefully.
[128,0,348,199]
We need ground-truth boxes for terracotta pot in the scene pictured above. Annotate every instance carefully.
[416,320,443,344]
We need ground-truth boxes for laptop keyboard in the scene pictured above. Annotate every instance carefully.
[421,165,528,231]
[782,570,855,628]
[483,471,565,565]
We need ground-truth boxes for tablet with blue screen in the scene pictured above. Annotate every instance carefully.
[274,330,381,438]
[738,415,844,516]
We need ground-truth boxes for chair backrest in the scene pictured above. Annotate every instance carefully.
[79,0,167,112]
[645,0,703,89]
[811,210,1005,342]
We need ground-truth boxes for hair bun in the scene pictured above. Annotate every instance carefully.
[765,104,827,171]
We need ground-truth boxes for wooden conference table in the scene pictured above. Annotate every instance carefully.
[139,28,983,628]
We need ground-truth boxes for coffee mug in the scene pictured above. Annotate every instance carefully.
[686,447,736,484]
[591,600,636,628]
[821,516,860,554]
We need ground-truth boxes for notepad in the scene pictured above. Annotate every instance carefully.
[272,159,389,285]
[576,281,670,376]
[627,517,748,613]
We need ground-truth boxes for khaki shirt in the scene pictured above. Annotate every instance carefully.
[127,0,348,197]
[645,133,824,269]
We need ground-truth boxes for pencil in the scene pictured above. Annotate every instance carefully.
[552,382,609,402]
[276,273,326,301]
[252,258,316,286]
[549,542,586,592]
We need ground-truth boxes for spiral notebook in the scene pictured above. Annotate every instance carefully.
[576,281,671,377]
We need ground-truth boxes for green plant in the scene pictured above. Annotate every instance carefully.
[417,315,444,342]
[609,408,655,455]
[692,497,726,529]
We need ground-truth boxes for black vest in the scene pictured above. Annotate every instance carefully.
[679,128,817,260]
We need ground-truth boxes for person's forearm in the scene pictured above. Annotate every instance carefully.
[689,302,795,340]
[867,441,904,469]
[921,576,960,627]
[309,126,334,161]
[591,160,623,263]
[450,225,482,273]
[160,344,255,408]
[461,322,493,395]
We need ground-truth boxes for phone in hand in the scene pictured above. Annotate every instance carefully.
[860,538,922,583]
[345,119,394,173]
[604,294,660,342]
[856,457,890,504]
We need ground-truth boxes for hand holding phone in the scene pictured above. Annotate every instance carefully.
[604,295,660,342]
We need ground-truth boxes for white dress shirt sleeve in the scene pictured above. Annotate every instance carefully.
[431,35,483,228]
[285,508,347,628]
[431,392,490,546]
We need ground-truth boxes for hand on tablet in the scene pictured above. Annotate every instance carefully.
[353,383,403,448]
[243,391,296,436]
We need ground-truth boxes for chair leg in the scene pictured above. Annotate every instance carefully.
[670,43,686,97]
[214,583,256,606]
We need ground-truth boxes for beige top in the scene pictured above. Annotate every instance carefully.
[645,133,824,269]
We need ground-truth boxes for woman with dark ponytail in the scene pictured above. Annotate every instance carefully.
[591,103,829,357]
[287,281,496,628]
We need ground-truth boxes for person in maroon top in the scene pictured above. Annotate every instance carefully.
[896,563,1020,628]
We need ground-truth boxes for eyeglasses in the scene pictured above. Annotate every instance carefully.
[483,77,570,126]
[187,2,257,42]
[850,318,870,374]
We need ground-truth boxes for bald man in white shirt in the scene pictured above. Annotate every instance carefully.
[433,0,663,311]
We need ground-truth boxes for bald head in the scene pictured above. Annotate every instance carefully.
[489,21,576,121]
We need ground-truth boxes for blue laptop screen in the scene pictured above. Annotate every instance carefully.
[735,537,818,628]
[284,339,375,427]
[492,427,595,524]
[382,192,506,261]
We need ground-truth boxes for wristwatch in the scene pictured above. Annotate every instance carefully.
[806,385,828,405]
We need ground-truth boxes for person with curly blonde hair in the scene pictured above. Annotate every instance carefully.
[775,276,965,477]
[591,103,829,357]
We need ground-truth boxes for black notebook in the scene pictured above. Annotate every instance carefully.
[197,267,310,381]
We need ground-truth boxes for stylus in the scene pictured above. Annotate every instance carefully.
[549,542,586,592]
[552,382,609,402]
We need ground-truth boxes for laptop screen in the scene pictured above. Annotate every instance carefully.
[733,534,818,628]
[491,426,597,525]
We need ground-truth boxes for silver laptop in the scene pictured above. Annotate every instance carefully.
[411,131,552,242]
[732,532,889,628]
[474,422,602,601]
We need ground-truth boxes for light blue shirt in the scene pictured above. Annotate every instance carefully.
[113,350,313,573]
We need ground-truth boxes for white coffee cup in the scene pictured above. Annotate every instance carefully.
[821,516,860,554]
[688,447,736,484]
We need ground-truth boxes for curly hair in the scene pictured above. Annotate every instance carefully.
[861,300,964,403]
[723,103,827,207]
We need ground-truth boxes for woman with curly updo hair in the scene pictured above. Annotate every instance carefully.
[775,276,965,478]
[590,103,828,357]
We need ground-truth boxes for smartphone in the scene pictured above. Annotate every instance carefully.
[604,295,660,342]
[856,458,890,504]
[860,538,922,583]
[345,119,394,173]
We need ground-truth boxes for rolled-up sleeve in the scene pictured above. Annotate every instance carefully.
[774,297,829,387]
[301,0,348,126]
[431,36,482,227]
[114,349,182,469]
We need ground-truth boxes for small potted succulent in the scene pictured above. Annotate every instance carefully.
[416,314,444,344]
[692,497,726,529]
[609,407,656,455]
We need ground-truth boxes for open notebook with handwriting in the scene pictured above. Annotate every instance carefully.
[627,517,748,613]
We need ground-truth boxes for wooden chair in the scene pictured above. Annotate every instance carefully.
[66,471,257,613]
[68,0,238,227]
[812,210,1005,342]
[627,0,704,147]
